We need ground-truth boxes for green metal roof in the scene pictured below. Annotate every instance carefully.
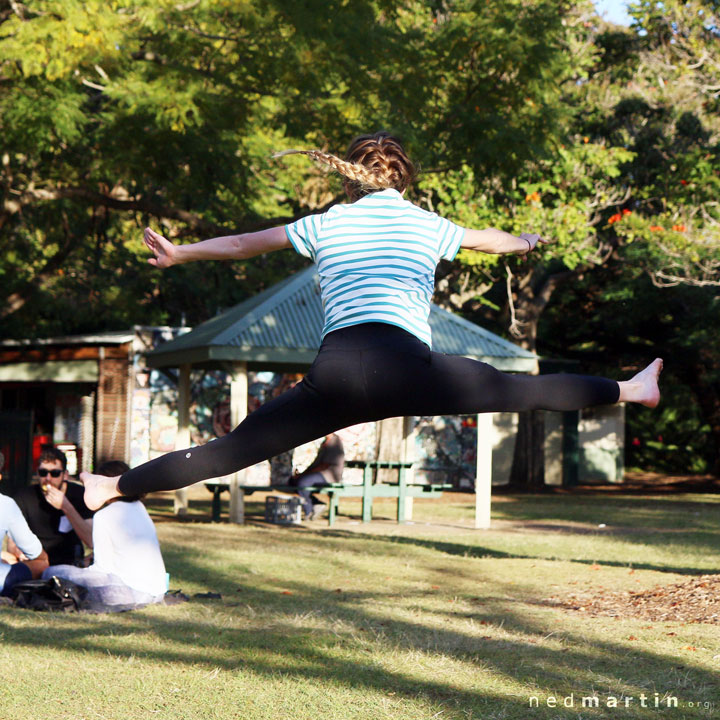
[146,265,537,372]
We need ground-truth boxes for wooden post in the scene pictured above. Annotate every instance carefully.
[397,463,408,523]
[562,410,580,487]
[474,412,493,529]
[401,416,415,521]
[228,362,248,524]
[174,363,191,515]
[80,393,94,473]
[361,462,373,522]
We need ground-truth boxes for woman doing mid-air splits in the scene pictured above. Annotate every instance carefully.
[82,132,662,509]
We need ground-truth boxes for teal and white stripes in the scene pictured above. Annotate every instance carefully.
[285,189,465,347]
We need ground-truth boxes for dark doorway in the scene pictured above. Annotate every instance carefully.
[0,410,34,496]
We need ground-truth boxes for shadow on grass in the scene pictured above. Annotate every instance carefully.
[313,528,718,577]
[148,490,720,577]
[491,493,720,531]
[0,586,714,718]
[1,525,717,719]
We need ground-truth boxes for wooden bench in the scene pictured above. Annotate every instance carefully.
[204,459,450,525]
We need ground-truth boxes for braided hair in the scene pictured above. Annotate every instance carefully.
[274,131,416,201]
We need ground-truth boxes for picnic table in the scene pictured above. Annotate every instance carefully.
[204,459,450,526]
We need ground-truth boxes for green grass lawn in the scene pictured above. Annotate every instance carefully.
[1,492,718,720]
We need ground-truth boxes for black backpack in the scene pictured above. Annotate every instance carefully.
[10,576,88,612]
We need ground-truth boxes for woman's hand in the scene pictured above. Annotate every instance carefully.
[144,227,179,268]
[519,232,549,253]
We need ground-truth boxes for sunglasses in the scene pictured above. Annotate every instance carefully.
[38,468,63,478]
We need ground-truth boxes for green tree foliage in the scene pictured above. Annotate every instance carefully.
[429,1,719,351]
[0,0,581,336]
[559,0,720,474]
[586,0,720,287]
[415,4,642,354]
[1,0,718,475]
[422,138,634,348]
[541,261,720,475]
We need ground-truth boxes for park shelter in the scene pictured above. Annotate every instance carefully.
[145,265,539,526]
[0,327,187,495]
[0,331,135,495]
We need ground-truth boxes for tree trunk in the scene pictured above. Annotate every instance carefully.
[375,417,404,484]
[509,410,546,489]
[506,269,574,488]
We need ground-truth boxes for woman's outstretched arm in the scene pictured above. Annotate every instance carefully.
[460,228,548,255]
[143,226,291,268]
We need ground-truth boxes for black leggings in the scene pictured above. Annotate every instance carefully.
[118,322,619,496]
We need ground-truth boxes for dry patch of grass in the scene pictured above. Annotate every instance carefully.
[547,573,720,623]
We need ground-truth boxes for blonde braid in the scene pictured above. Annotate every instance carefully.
[272,149,393,191]
[274,133,415,201]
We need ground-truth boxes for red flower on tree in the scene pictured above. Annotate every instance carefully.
[608,213,622,224]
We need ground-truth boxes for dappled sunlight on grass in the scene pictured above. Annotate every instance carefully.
[0,493,718,719]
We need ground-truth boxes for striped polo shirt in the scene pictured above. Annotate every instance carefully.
[285,188,465,347]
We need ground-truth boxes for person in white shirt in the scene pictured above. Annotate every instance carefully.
[0,451,49,596]
[43,461,166,612]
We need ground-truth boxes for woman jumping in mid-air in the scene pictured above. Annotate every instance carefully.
[82,131,662,509]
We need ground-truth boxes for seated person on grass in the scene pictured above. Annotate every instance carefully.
[12,447,94,567]
[0,451,49,596]
[289,433,345,520]
[43,461,167,613]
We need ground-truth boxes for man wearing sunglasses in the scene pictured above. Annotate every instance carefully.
[10,447,94,566]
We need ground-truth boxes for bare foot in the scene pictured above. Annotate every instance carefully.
[617,358,663,407]
[81,471,121,511]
